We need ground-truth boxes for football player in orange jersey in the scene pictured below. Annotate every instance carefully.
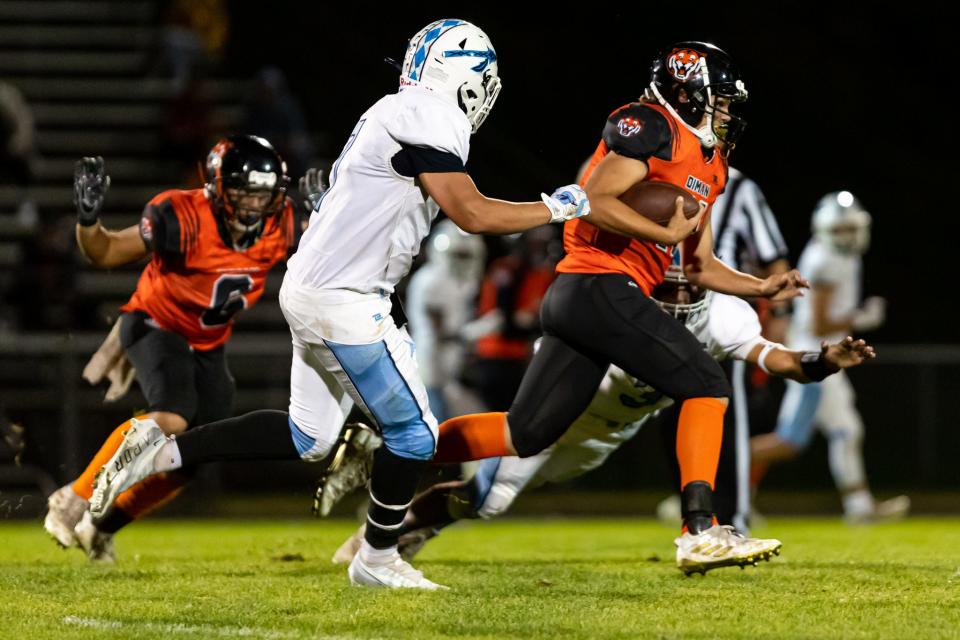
[418,42,811,573]
[43,135,301,561]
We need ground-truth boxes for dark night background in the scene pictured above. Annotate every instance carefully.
[226,4,951,344]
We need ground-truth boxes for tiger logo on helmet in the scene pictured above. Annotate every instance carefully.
[667,49,704,82]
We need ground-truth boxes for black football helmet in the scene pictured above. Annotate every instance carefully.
[202,134,290,232]
[648,41,748,152]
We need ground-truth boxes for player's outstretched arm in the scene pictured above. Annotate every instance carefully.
[750,336,876,383]
[683,218,809,300]
[583,151,704,245]
[73,157,149,268]
[419,172,588,235]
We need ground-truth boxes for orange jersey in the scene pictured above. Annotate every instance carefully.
[558,102,728,294]
[121,189,296,351]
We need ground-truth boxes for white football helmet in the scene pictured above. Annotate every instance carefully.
[811,191,872,255]
[651,249,708,320]
[426,218,486,280]
[400,19,501,133]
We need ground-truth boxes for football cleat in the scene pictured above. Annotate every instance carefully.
[312,423,380,518]
[43,484,88,548]
[845,495,911,525]
[348,549,447,590]
[332,523,365,565]
[89,418,167,517]
[74,511,115,564]
[675,524,781,576]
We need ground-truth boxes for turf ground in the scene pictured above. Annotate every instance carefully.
[1,517,958,639]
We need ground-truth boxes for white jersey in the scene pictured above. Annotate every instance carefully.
[286,87,471,296]
[789,239,861,351]
[557,292,767,449]
[405,263,478,387]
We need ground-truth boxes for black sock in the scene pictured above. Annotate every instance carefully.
[681,480,715,535]
[364,447,426,549]
[176,410,300,467]
[93,467,199,534]
[95,507,133,534]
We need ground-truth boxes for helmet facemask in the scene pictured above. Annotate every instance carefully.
[651,264,708,323]
[459,69,501,133]
[221,178,285,234]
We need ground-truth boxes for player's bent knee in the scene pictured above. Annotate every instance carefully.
[509,428,551,459]
[380,419,436,461]
[287,415,337,462]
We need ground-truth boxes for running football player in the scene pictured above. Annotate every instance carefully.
[750,191,908,523]
[88,19,590,589]
[324,254,874,574]
[43,135,299,561]
[397,41,811,573]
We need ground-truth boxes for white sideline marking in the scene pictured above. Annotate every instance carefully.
[62,615,343,639]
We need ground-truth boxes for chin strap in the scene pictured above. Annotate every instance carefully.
[647,82,717,149]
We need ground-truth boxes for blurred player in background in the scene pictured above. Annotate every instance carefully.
[89,19,590,590]
[326,253,874,575]
[43,135,300,562]
[658,167,792,533]
[750,191,908,523]
[405,219,486,422]
[414,41,810,573]
[467,226,557,411]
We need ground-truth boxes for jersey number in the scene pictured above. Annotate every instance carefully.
[201,274,254,328]
[313,118,366,212]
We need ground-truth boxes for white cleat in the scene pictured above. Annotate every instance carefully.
[89,418,167,517]
[348,549,447,590]
[675,525,782,576]
[332,523,365,565]
[314,424,380,518]
[43,484,88,548]
[74,511,115,564]
[846,495,911,525]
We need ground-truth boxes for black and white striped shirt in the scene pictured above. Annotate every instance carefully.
[712,167,789,275]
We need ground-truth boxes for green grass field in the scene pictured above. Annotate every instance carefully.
[1,517,958,639]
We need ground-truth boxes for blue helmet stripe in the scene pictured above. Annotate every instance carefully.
[409,19,464,81]
[443,47,497,72]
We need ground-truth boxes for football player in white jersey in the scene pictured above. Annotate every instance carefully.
[322,257,875,575]
[88,19,590,590]
[405,219,486,422]
[750,191,908,523]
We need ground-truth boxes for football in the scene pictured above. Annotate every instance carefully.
[618,181,701,226]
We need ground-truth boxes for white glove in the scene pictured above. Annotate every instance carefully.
[541,184,590,223]
[851,296,886,332]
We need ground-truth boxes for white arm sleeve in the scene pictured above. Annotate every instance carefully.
[706,293,766,361]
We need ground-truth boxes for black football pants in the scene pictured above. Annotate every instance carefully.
[506,273,730,458]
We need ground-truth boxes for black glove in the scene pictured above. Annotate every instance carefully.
[299,168,327,214]
[74,156,111,226]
